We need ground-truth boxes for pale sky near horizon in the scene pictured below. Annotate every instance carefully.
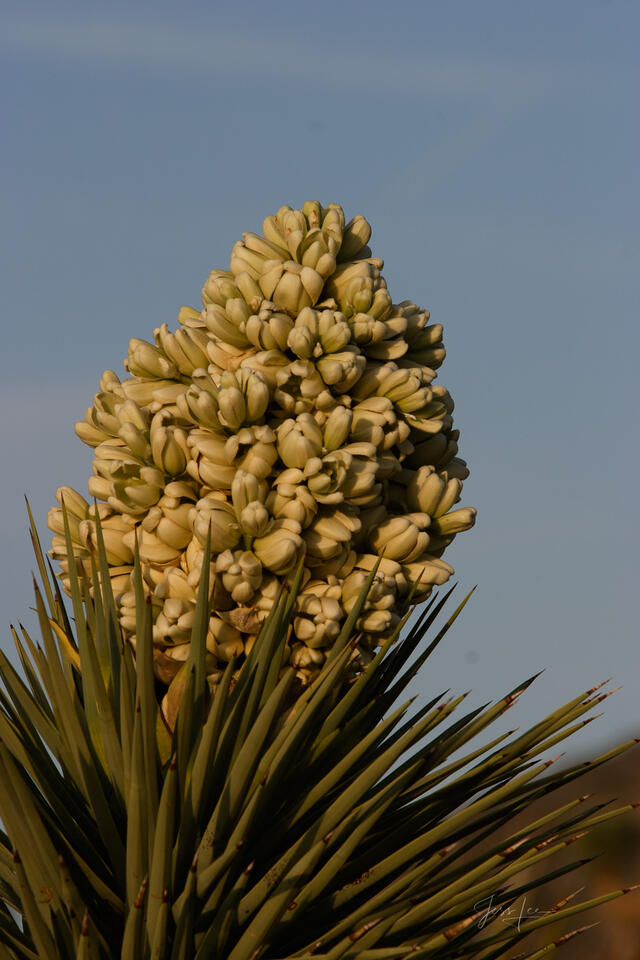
[1,0,638,754]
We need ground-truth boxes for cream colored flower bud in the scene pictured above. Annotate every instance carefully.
[253,518,305,575]
[322,405,353,451]
[430,507,477,536]
[245,303,294,352]
[357,609,395,634]
[402,554,454,588]
[291,642,325,669]
[165,567,197,602]
[293,592,342,648]
[118,421,149,460]
[116,399,148,431]
[234,271,264,311]
[216,549,262,604]
[201,269,241,306]
[277,414,323,469]
[259,260,324,316]
[231,469,268,517]
[225,425,277,479]
[79,516,135,567]
[304,452,349,505]
[405,432,459,470]
[323,259,385,314]
[48,506,81,541]
[238,369,269,422]
[153,501,193,551]
[287,325,316,360]
[340,455,380,505]
[109,477,163,514]
[75,419,112,446]
[207,616,245,660]
[316,349,366,392]
[240,501,270,538]
[154,323,210,375]
[266,481,317,528]
[177,383,221,430]
[55,486,90,521]
[406,465,445,515]
[217,383,246,432]
[201,303,247,348]
[87,475,112,501]
[369,516,429,563]
[191,498,242,553]
[274,360,325,414]
[348,313,386,345]
[150,412,189,476]
[119,378,182,408]
[339,215,372,261]
[125,339,178,380]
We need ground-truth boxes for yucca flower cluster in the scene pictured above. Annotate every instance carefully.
[48,201,475,689]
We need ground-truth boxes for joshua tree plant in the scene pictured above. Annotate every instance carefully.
[0,202,636,959]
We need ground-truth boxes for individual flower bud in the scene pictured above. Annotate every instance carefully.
[405,430,459,470]
[266,474,318,528]
[259,260,324,316]
[150,411,189,476]
[406,465,445,515]
[347,312,387,345]
[118,420,149,460]
[191,498,242,553]
[357,608,395,635]
[109,475,164,515]
[304,452,350,505]
[233,271,264,311]
[177,382,222,430]
[154,596,195,644]
[119,378,185,410]
[303,511,354,560]
[239,369,270,421]
[291,642,325,669]
[151,490,195,551]
[253,518,305,574]
[402,554,454,589]
[293,591,342,648]
[323,405,353,451]
[316,348,366,392]
[323,259,386,315]
[154,323,210,375]
[338,214,372,261]
[240,501,270,537]
[274,360,325,414]
[201,270,242,307]
[55,486,90,521]
[318,316,352,355]
[231,470,268,516]
[217,381,246,432]
[177,305,201,325]
[116,398,149,431]
[369,515,430,563]
[225,425,277,479]
[125,338,179,380]
[287,325,317,360]
[342,568,394,615]
[216,549,263,604]
[245,303,294,352]
[207,616,245,661]
[277,414,323,468]
[430,506,477,536]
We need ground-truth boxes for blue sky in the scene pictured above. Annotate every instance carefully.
[1,0,638,752]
